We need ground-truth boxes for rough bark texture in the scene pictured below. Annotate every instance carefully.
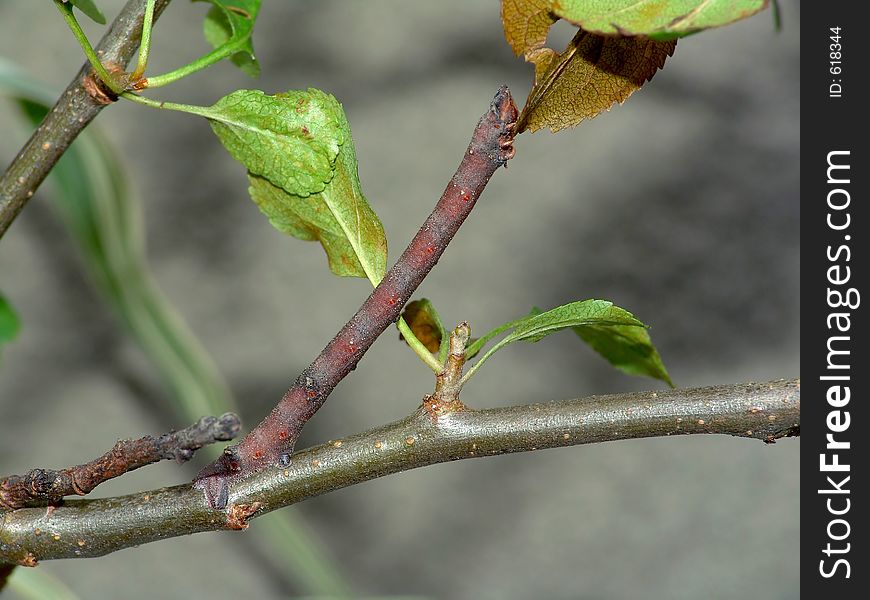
[0,413,240,510]
[0,379,798,566]
[194,87,519,507]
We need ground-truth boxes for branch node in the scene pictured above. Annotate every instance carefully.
[225,502,262,530]
[82,61,126,105]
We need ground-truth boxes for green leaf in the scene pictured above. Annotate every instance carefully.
[0,293,21,356]
[463,300,671,386]
[465,307,539,360]
[399,299,446,355]
[571,317,673,387]
[554,0,769,40]
[207,88,387,282]
[197,0,261,77]
[206,89,344,197]
[68,0,107,25]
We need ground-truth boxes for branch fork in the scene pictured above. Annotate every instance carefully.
[194,87,519,509]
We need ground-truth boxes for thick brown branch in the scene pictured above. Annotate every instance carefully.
[0,413,240,510]
[194,87,519,507]
[0,0,172,238]
[1,379,798,565]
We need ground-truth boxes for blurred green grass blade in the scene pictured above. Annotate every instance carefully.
[7,568,80,600]
[0,292,21,360]
[1,60,349,596]
[256,511,352,597]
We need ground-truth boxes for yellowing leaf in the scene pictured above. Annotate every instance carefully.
[519,30,675,132]
[500,0,557,58]
[400,299,445,354]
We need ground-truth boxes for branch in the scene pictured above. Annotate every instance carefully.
[1,379,799,566]
[194,87,519,507]
[0,413,240,510]
[0,0,172,238]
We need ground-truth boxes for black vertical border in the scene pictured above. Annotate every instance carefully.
[802,1,866,596]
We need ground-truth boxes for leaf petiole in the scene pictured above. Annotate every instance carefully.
[144,41,245,89]
[53,0,124,95]
[118,91,211,117]
[131,0,157,80]
[397,317,443,373]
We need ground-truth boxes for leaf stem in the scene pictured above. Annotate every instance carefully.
[459,335,512,386]
[53,0,124,95]
[131,0,157,79]
[144,44,240,89]
[398,317,443,373]
[119,91,211,117]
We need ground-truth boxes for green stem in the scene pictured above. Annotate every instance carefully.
[464,317,521,360]
[458,334,512,386]
[119,91,211,116]
[144,44,240,89]
[398,317,443,373]
[53,0,124,95]
[131,0,157,79]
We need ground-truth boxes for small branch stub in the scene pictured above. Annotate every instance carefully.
[0,413,241,510]
[427,322,471,416]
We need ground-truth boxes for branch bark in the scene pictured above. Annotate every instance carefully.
[194,87,519,507]
[0,413,240,510]
[0,0,172,238]
[0,379,799,566]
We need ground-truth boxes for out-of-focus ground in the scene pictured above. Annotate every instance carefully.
[0,1,799,598]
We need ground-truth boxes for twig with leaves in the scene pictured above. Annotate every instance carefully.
[1,0,793,587]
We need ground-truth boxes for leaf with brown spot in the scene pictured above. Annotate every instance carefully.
[500,0,557,58]
[399,299,445,354]
[518,30,676,133]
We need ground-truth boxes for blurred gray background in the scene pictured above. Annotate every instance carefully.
[0,1,799,598]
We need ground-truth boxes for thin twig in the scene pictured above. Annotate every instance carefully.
[194,86,520,508]
[0,414,240,510]
[0,0,172,238]
[0,379,798,566]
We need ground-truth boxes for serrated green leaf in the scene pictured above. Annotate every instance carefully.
[206,88,345,197]
[207,88,387,282]
[554,0,769,40]
[69,0,107,25]
[464,300,670,386]
[400,299,446,354]
[196,0,261,77]
[0,293,21,356]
